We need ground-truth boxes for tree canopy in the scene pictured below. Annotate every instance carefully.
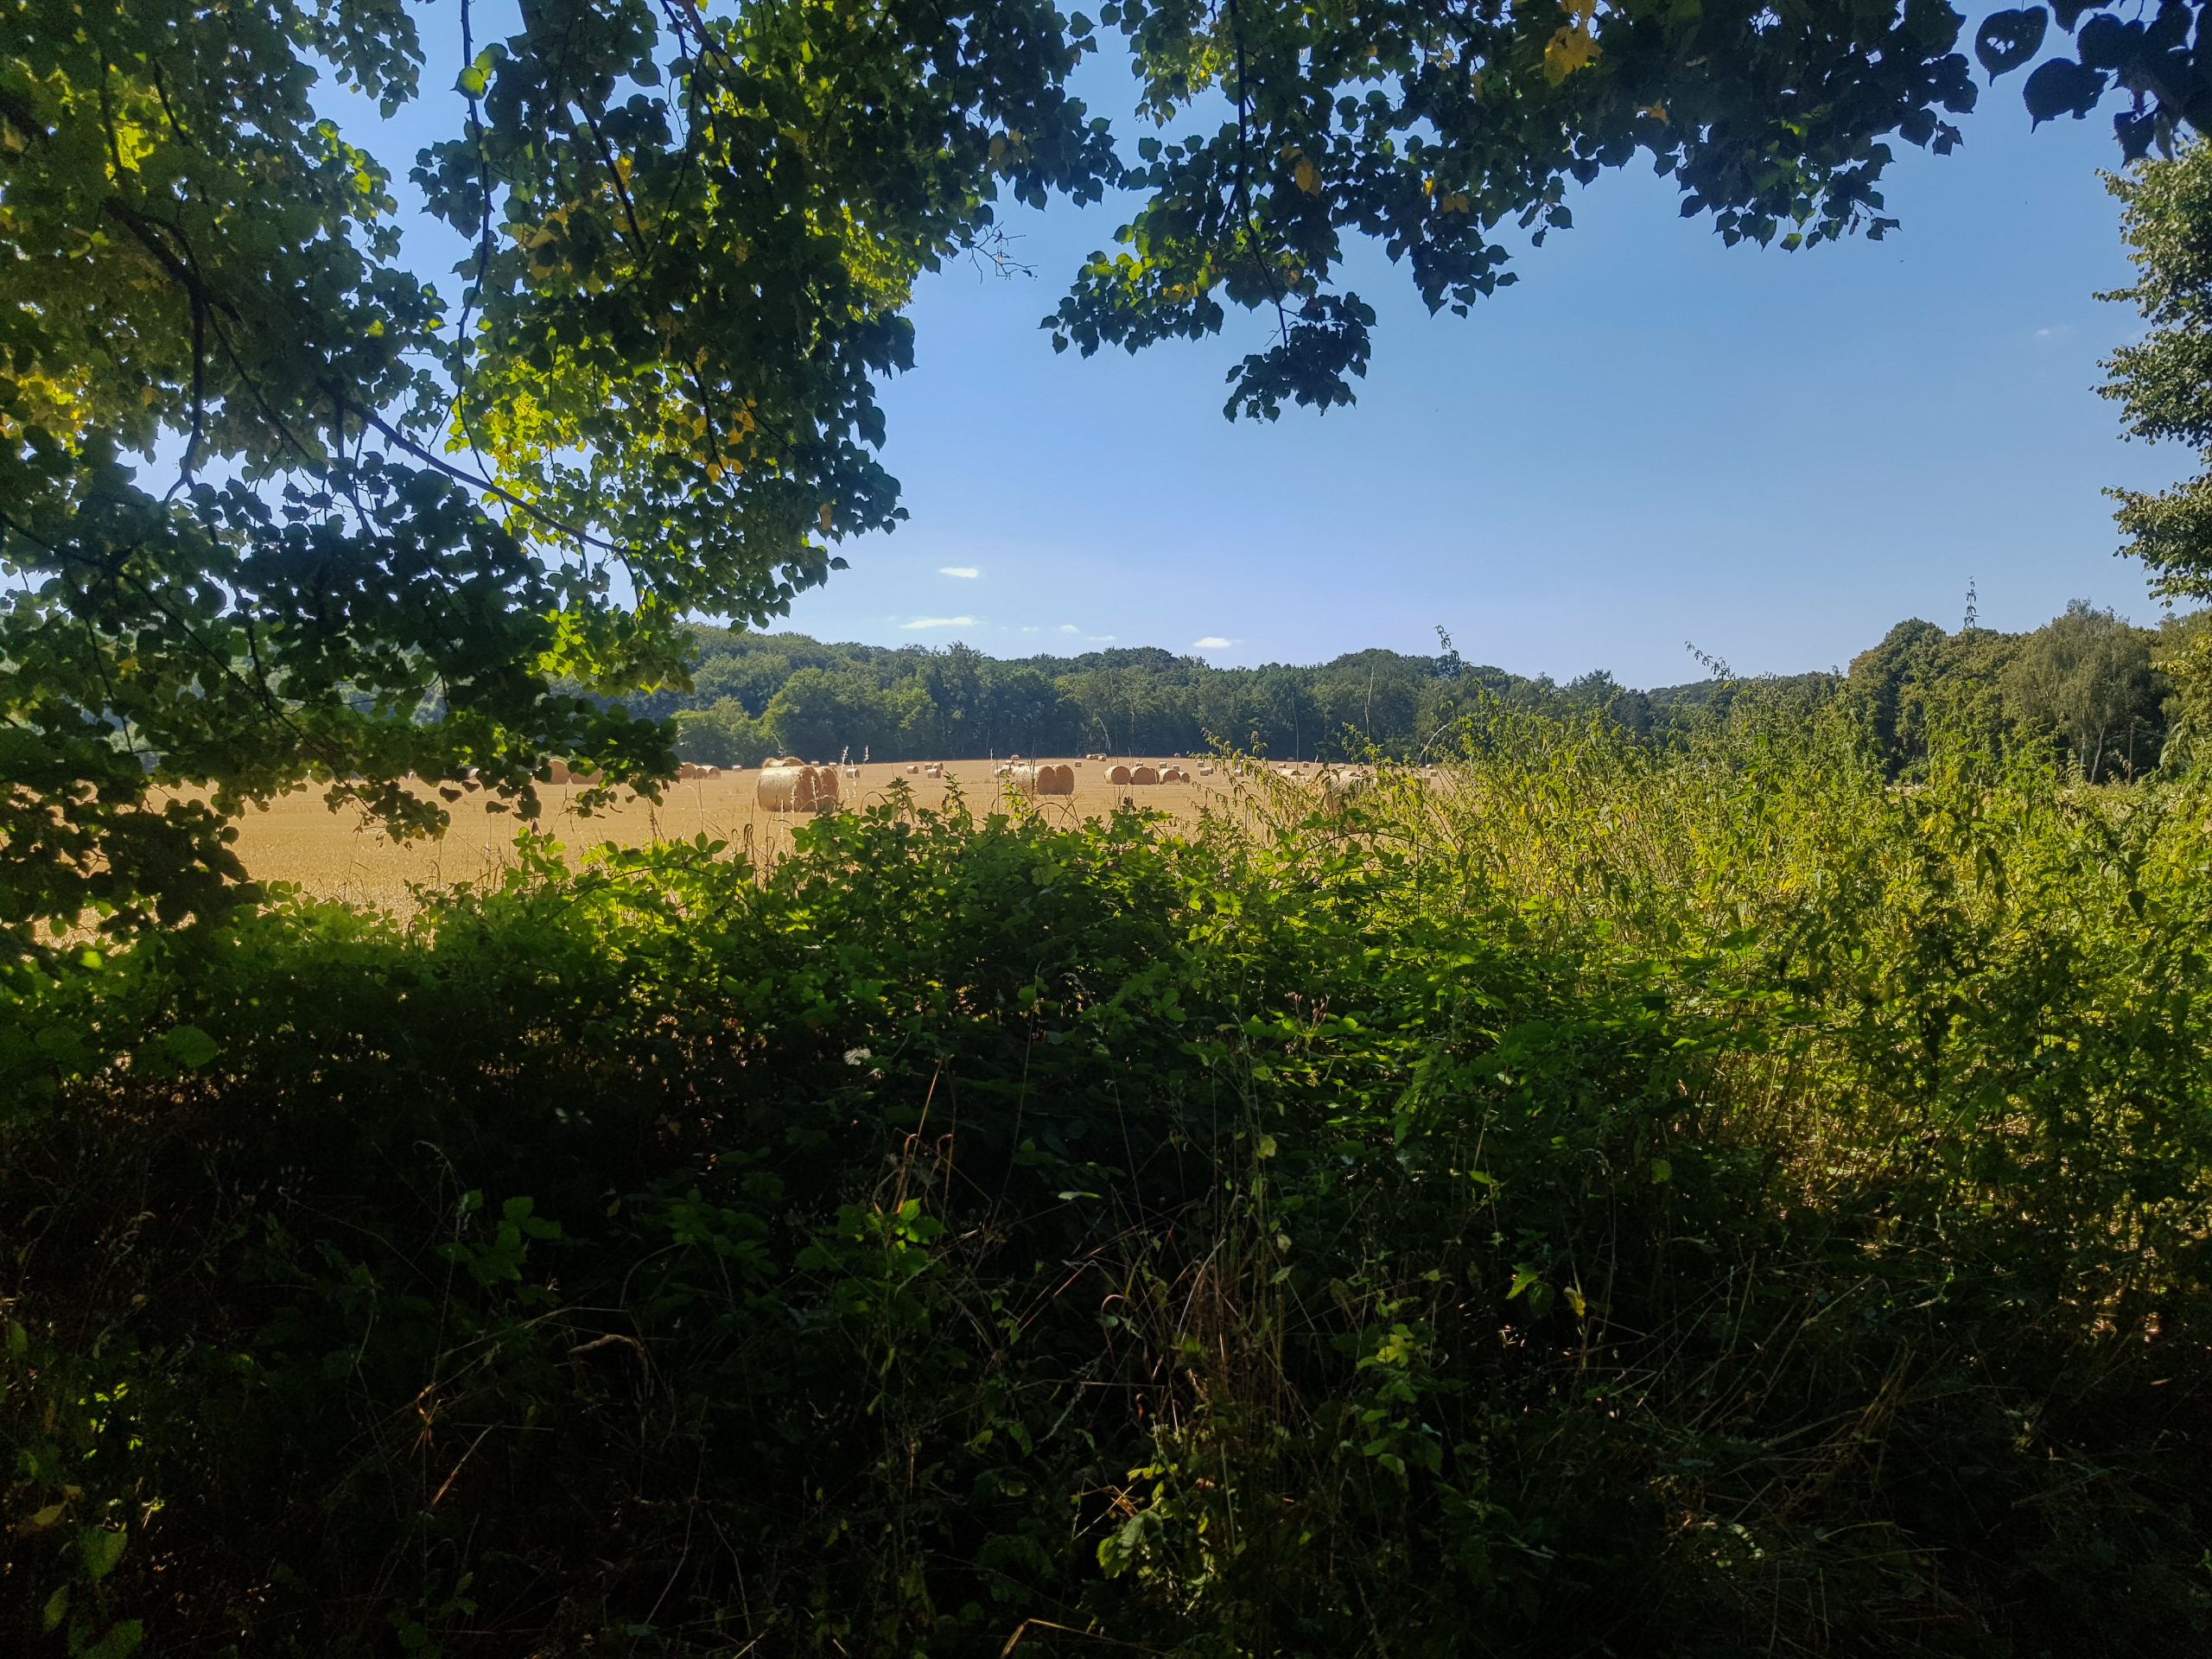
[2,0,2196,951]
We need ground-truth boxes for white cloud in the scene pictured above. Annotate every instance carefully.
[2034,325,2073,340]
[901,615,975,630]
[938,565,980,579]
[1085,633,1116,644]
[1191,636,1235,650]
[1058,623,1080,634]
[1019,626,1039,633]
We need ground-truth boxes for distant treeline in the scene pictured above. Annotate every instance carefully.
[632,628,1712,767]
[626,604,2208,780]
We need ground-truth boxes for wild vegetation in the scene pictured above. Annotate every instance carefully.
[12,5,2212,1656]
[8,697,2209,1656]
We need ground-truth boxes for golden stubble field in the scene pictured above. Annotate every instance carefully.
[195,756,1335,912]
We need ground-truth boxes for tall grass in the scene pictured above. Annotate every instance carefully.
[4,700,2208,1656]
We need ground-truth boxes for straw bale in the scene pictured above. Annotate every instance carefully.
[756,766,808,811]
[905,763,921,773]
[1105,763,1132,785]
[1198,764,1215,776]
[1008,763,1075,796]
[547,760,571,785]
[758,764,836,812]
[1315,767,1372,818]
[1129,764,1160,785]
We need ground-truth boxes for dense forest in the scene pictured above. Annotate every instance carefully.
[652,601,2202,780]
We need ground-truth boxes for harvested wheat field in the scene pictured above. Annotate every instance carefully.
[188,757,1370,912]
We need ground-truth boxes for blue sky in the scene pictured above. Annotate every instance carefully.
[351,22,2186,689]
[787,96,2177,688]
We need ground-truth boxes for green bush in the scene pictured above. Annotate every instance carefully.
[4,721,2209,1656]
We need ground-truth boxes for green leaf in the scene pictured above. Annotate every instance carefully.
[80,1621,144,1659]
[455,48,497,99]
[41,1583,68,1632]
[1974,8,2048,76]
[159,1025,219,1069]
[78,1525,126,1583]
[2023,56,2104,124]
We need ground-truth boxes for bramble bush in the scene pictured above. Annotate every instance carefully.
[4,709,2209,1656]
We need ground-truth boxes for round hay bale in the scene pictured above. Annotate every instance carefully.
[1129,764,1160,785]
[757,764,832,812]
[546,760,571,785]
[1160,766,1190,783]
[755,765,808,811]
[1008,762,1075,797]
[1105,763,1133,785]
[905,763,921,773]
[809,765,841,807]
[1315,767,1372,818]
[1198,763,1216,776]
